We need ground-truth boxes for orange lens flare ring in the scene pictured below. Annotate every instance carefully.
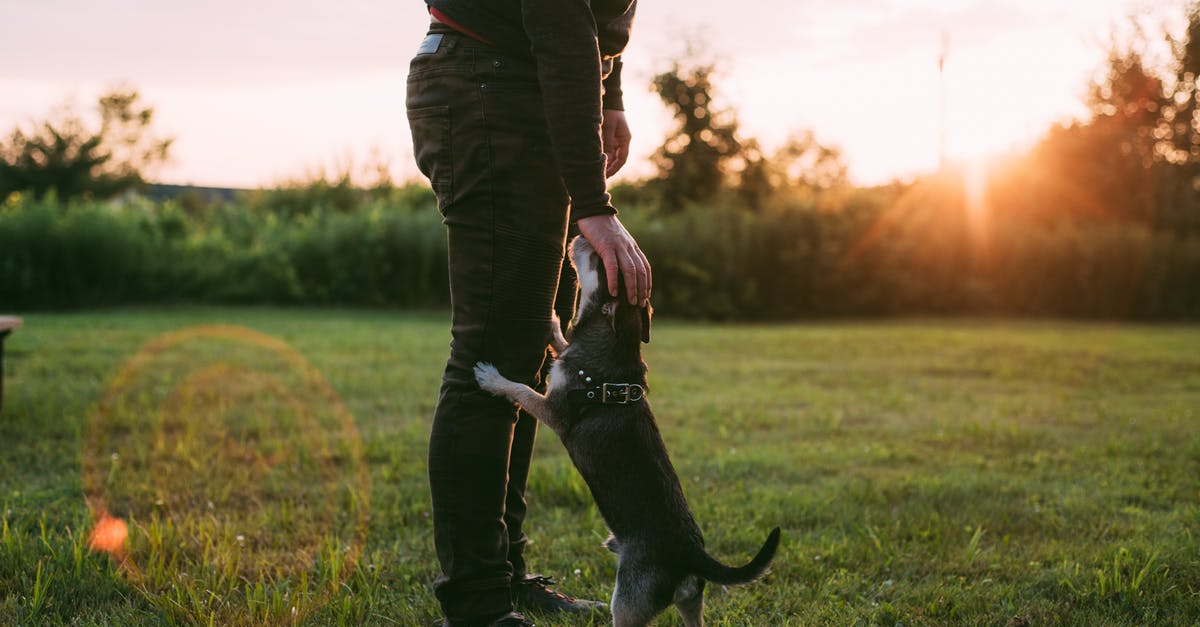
[80,325,370,621]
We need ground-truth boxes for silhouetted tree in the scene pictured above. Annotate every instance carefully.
[735,137,772,211]
[772,132,848,194]
[0,87,172,200]
[996,16,1194,228]
[735,131,848,211]
[1068,8,1200,230]
[650,55,741,209]
[650,49,847,213]
[1086,43,1164,222]
[1159,3,1200,231]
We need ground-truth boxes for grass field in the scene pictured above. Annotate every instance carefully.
[1,309,1198,625]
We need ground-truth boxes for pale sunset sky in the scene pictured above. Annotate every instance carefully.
[0,0,1181,188]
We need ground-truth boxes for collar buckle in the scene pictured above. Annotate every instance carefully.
[601,382,645,404]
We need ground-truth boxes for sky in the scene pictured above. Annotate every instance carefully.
[0,0,1180,188]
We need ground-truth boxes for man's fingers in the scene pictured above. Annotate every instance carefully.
[602,250,620,297]
[622,245,648,306]
[610,146,628,176]
[602,117,629,177]
[618,248,640,304]
[606,142,626,177]
[633,245,643,303]
[637,247,652,304]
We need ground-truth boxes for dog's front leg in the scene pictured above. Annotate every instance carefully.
[474,362,554,426]
[549,311,569,356]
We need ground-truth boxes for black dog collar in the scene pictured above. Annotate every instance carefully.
[566,369,647,405]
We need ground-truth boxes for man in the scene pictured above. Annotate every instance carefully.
[406,1,651,625]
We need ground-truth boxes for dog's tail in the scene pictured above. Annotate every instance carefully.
[690,527,781,585]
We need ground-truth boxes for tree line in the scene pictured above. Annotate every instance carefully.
[2,10,1199,318]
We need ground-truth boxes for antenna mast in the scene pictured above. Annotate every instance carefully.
[938,30,949,170]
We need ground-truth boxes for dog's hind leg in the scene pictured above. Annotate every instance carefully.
[673,576,705,627]
[611,554,673,627]
[473,362,554,425]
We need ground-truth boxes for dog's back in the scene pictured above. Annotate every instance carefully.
[562,402,705,556]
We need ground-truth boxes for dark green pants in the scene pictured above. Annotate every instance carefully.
[407,25,577,624]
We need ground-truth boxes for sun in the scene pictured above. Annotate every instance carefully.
[941,61,1043,163]
[945,113,1025,162]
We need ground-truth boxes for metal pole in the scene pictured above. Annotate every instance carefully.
[939,30,949,170]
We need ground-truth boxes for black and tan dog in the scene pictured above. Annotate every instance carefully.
[474,236,780,627]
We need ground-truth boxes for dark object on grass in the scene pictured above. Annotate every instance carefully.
[0,316,22,413]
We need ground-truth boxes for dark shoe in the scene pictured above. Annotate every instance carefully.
[489,612,535,626]
[512,574,608,616]
[441,611,535,627]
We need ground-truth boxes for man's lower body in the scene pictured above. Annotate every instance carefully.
[407,25,594,626]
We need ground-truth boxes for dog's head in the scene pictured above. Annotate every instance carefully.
[569,235,651,344]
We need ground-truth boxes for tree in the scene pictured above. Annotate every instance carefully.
[735,132,848,211]
[1159,2,1200,231]
[770,132,848,196]
[1085,41,1164,222]
[1003,12,1194,228]
[1076,7,1200,230]
[1159,3,1200,166]
[0,87,173,200]
[650,45,848,212]
[650,54,742,209]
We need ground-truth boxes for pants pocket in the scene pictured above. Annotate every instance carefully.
[407,105,453,211]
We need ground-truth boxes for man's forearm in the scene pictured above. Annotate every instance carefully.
[521,0,615,221]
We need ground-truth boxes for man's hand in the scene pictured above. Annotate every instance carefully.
[602,109,631,178]
[576,214,651,306]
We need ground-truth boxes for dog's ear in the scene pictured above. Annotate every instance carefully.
[640,304,652,343]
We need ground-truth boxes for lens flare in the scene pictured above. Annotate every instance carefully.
[88,511,128,556]
[80,324,369,624]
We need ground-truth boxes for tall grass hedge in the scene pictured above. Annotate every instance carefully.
[2,186,1199,319]
[0,191,448,310]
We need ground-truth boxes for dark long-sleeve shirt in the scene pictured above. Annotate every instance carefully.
[425,0,636,221]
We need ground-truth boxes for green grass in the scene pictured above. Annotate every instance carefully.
[1,309,1198,625]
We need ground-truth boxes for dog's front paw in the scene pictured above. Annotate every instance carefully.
[474,362,508,396]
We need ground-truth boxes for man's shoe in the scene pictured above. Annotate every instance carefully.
[489,612,535,626]
[441,611,535,627]
[511,574,608,616]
